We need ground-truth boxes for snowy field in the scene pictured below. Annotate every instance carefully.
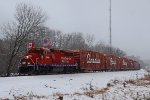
[0,69,149,100]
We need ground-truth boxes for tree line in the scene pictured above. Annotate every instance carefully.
[0,3,127,76]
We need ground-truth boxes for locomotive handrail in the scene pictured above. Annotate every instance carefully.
[28,57,35,66]
[29,57,36,71]
[36,58,39,70]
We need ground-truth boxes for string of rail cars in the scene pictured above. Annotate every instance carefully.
[19,47,140,74]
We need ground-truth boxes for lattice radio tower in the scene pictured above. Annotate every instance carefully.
[109,0,112,53]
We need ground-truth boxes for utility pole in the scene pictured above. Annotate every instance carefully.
[109,0,112,53]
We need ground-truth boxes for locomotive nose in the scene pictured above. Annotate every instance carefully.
[20,54,33,65]
[25,55,32,59]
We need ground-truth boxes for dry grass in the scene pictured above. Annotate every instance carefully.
[107,83,114,87]
[83,91,94,98]
[125,79,136,85]
[83,88,108,95]
[52,81,113,99]
[14,95,48,100]
[73,92,82,96]
[94,88,108,94]
[53,92,64,97]
[113,80,120,84]
[0,98,9,100]
[142,74,150,81]
[123,73,150,86]
[82,82,113,98]
[53,92,64,100]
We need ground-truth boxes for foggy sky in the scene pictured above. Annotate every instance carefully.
[0,0,150,60]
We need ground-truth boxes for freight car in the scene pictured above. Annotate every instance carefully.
[18,47,140,74]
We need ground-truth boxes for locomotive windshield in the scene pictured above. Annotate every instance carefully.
[28,49,43,54]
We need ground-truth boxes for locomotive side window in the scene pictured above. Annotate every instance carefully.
[64,52,73,56]
[43,50,50,55]
[47,50,50,54]
[43,51,46,55]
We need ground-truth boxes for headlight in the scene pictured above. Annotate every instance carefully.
[26,56,29,59]
[25,55,32,59]
[22,62,26,64]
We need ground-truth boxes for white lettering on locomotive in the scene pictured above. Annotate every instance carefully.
[46,56,50,59]
[61,57,71,63]
[123,60,127,66]
[86,53,101,63]
[110,58,116,65]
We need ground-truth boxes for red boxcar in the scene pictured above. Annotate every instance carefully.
[74,50,105,71]
[120,57,128,70]
[127,59,134,70]
[115,56,122,70]
[104,54,119,71]
[133,61,140,70]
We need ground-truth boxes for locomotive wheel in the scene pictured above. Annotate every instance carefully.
[63,66,75,74]
[48,67,53,73]
[38,66,49,74]
[63,66,67,74]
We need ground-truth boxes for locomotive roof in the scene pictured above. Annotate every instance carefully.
[29,47,50,51]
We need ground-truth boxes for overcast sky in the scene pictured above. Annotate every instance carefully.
[0,0,150,60]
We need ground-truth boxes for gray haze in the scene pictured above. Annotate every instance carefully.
[0,0,150,60]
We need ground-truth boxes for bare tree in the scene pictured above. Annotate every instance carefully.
[93,41,106,53]
[113,48,126,56]
[93,41,126,56]
[0,3,47,76]
[61,32,87,50]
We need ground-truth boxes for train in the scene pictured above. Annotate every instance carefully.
[18,47,140,74]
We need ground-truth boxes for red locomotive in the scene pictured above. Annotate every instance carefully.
[19,47,140,74]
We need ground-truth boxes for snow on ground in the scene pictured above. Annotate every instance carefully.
[0,69,148,100]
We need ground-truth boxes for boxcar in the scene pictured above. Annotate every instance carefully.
[104,54,119,71]
[74,50,105,71]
